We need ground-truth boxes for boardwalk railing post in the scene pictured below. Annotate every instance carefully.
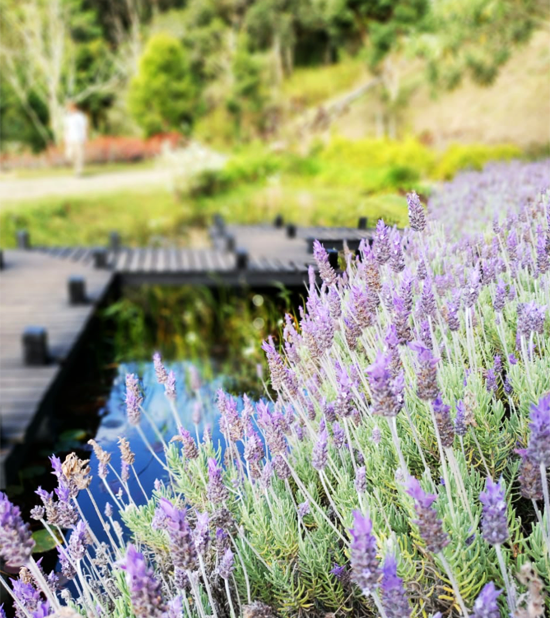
[17,230,30,249]
[109,231,121,252]
[68,275,87,305]
[225,234,236,252]
[0,249,3,270]
[358,217,368,230]
[213,214,226,235]
[286,223,297,239]
[236,247,248,270]
[274,214,284,228]
[22,327,49,366]
[93,248,108,269]
[327,248,339,271]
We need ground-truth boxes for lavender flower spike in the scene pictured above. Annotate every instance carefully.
[479,477,508,546]
[525,393,550,467]
[366,351,404,417]
[0,492,35,566]
[313,239,337,286]
[158,498,197,570]
[407,191,426,232]
[381,554,411,618]
[207,458,229,504]
[404,477,449,553]
[472,582,502,618]
[153,352,168,384]
[119,544,166,617]
[349,510,380,594]
[311,428,328,471]
[125,373,142,426]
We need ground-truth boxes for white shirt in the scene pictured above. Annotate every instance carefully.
[63,110,88,144]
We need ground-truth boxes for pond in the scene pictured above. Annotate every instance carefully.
[79,361,227,540]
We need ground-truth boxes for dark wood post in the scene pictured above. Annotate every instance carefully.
[274,214,284,228]
[358,217,368,230]
[225,234,236,252]
[327,248,339,270]
[286,223,297,239]
[68,275,87,305]
[22,327,48,366]
[93,248,108,269]
[236,248,248,270]
[17,230,30,249]
[109,231,121,252]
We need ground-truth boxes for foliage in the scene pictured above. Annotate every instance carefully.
[3,162,550,617]
[102,285,292,394]
[127,33,202,136]
[433,143,523,180]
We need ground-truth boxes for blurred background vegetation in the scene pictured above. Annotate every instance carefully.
[0,0,548,247]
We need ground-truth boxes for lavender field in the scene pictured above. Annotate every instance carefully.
[2,159,550,617]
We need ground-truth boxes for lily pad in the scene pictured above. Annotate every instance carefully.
[32,528,64,553]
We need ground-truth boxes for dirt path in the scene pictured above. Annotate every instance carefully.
[0,167,174,205]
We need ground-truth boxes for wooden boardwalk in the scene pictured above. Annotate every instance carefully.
[0,219,373,486]
[0,250,113,487]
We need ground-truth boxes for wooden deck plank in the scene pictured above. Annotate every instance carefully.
[0,249,113,485]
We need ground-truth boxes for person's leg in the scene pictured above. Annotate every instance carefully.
[74,142,84,176]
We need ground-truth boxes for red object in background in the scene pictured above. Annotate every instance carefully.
[0,133,183,170]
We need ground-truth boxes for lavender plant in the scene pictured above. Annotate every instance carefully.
[1,160,550,617]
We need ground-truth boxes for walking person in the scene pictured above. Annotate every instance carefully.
[63,102,88,176]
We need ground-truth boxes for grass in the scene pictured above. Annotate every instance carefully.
[281,56,367,108]
[0,176,409,248]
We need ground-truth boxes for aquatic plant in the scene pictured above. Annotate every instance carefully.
[1,162,550,616]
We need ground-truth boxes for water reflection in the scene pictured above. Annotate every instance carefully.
[79,361,226,539]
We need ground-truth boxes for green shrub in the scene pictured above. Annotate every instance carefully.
[433,143,522,180]
[128,33,202,137]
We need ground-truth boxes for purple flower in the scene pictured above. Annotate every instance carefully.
[244,427,265,466]
[11,577,41,615]
[404,477,449,553]
[257,401,287,455]
[119,544,166,617]
[153,352,168,384]
[381,554,411,618]
[353,466,367,495]
[516,450,543,500]
[454,400,467,437]
[217,390,243,442]
[374,220,391,265]
[349,510,380,594]
[366,352,404,417]
[409,342,439,401]
[218,548,234,579]
[393,296,412,343]
[31,601,51,618]
[176,427,199,460]
[207,458,229,504]
[479,478,508,546]
[164,370,176,401]
[297,501,310,518]
[68,520,89,562]
[332,422,347,449]
[313,239,337,286]
[389,230,406,273]
[432,395,455,448]
[419,278,437,320]
[330,563,348,582]
[312,429,328,471]
[158,498,197,570]
[194,512,210,555]
[407,191,426,232]
[524,393,550,467]
[125,373,142,426]
[0,492,35,566]
[472,581,502,618]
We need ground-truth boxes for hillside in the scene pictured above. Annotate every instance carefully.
[301,30,550,149]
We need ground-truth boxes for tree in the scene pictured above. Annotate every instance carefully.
[127,33,201,136]
[0,0,124,145]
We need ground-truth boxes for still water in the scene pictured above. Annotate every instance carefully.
[78,361,227,537]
